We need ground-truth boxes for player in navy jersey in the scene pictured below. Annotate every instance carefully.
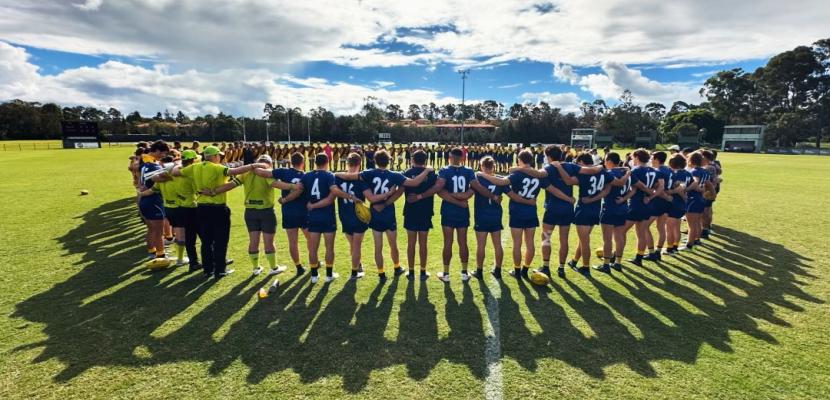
[598,152,635,273]
[700,150,721,239]
[469,156,507,279]
[137,140,170,263]
[402,150,439,281]
[336,149,432,282]
[682,151,710,250]
[665,153,691,255]
[642,151,673,262]
[255,152,309,275]
[430,148,493,282]
[564,153,628,276]
[512,145,602,278]
[295,154,360,283]
[479,150,544,279]
[336,153,370,279]
[621,149,660,266]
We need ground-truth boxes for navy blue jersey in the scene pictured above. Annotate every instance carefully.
[542,162,580,212]
[630,166,657,206]
[603,168,629,215]
[139,162,163,205]
[272,168,306,216]
[335,176,367,217]
[507,171,544,219]
[359,169,406,200]
[438,165,475,215]
[688,167,709,199]
[670,169,692,208]
[656,165,673,190]
[577,169,613,208]
[474,175,509,222]
[403,166,437,217]
[301,170,336,223]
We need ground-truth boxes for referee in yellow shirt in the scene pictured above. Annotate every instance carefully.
[169,146,266,279]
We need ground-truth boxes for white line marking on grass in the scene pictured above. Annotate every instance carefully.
[483,276,502,400]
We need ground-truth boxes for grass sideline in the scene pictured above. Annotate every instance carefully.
[0,147,828,399]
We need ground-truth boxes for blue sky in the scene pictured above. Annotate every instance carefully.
[0,0,824,116]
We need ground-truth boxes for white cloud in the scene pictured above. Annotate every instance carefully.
[497,83,521,89]
[0,0,827,69]
[552,60,703,105]
[519,92,583,113]
[553,63,579,85]
[0,41,460,116]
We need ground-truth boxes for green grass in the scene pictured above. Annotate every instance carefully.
[0,148,828,399]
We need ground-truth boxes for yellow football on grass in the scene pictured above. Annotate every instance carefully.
[530,271,550,286]
[147,258,172,270]
[354,201,371,224]
[595,248,604,258]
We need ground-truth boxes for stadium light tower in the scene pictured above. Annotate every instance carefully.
[458,69,470,144]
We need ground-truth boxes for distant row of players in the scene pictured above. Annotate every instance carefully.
[144,140,622,174]
[131,140,721,286]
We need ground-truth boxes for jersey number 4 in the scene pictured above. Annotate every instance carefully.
[311,179,321,200]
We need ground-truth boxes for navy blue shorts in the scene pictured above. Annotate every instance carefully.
[441,209,470,228]
[626,206,650,222]
[542,208,573,226]
[341,222,367,235]
[650,199,672,217]
[509,214,538,229]
[704,199,714,208]
[139,199,165,221]
[308,219,337,233]
[404,214,433,232]
[574,206,601,226]
[668,206,685,219]
[686,196,705,214]
[600,211,626,227]
[282,211,307,230]
[339,213,368,235]
[369,207,397,232]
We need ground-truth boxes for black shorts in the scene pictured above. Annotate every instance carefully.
[245,208,277,234]
[165,207,183,227]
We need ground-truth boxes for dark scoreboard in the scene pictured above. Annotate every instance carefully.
[61,121,101,149]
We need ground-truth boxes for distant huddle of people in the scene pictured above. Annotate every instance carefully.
[128,140,722,288]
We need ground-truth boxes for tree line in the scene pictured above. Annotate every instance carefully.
[0,38,826,147]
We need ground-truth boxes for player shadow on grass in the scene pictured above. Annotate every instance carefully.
[501,224,821,379]
[11,198,217,381]
[11,201,823,391]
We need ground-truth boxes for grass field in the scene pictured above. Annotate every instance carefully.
[1,147,828,399]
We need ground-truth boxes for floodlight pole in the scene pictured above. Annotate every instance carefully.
[459,69,470,144]
[264,118,270,142]
[242,118,247,142]
[287,109,291,144]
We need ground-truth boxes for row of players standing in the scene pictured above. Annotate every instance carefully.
[133,140,720,284]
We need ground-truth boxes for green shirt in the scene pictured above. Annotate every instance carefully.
[240,172,275,209]
[180,161,230,205]
[172,175,197,208]
[154,180,179,208]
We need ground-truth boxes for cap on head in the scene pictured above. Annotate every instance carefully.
[181,150,198,161]
[202,146,223,157]
[257,154,273,165]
